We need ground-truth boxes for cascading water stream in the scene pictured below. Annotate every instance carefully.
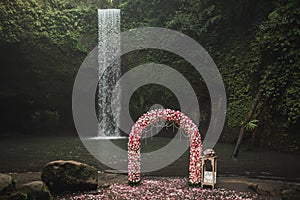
[98,9,121,137]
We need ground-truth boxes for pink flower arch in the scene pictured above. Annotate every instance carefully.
[128,109,202,185]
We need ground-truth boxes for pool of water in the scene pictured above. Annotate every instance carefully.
[0,136,299,182]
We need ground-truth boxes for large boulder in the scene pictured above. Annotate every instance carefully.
[0,173,15,195]
[19,181,52,200]
[41,160,98,194]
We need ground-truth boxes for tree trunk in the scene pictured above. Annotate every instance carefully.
[43,0,47,11]
[250,126,259,146]
[260,117,272,147]
[231,88,263,158]
[250,105,266,145]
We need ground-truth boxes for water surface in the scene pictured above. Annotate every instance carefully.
[0,136,299,182]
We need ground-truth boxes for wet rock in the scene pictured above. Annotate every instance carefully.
[6,192,27,200]
[281,188,300,200]
[0,173,15,195]
[19,181,52,200]
[249,183,275,195]
[41,160,98,194]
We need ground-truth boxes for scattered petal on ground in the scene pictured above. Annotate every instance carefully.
[58,177,260,200]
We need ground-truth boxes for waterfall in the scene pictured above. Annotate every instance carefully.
[98,9,121,137]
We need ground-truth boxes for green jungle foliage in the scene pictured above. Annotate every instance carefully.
[0,0,299,152]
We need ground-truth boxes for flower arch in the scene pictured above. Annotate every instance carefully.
[128,109,202,185]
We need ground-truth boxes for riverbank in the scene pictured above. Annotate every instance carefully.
[6,171,300,200]
[1,136,300,182]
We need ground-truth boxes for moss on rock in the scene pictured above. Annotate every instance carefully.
[41,160,97,194]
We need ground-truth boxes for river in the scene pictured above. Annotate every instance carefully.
[0,136,299,182]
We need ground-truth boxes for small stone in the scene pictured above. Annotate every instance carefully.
[249,183,275,195]
[7,192,27,200]
[19,181,52,200]
[282,188,300,200]
[0,173,15,195]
